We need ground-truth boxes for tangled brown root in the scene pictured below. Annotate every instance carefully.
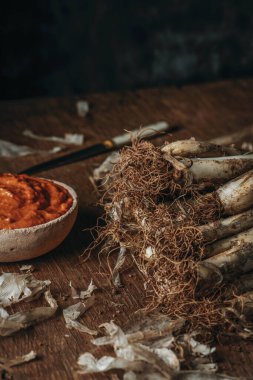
[102,140,190,205]
[145,256,227,331]
[94,140,237,334]
[192,192,223,224]
[164,192,222,227]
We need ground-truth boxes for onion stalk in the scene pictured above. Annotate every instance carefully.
[163,154,253,184]
[189,155,253,182]
[162,139,241,157]
[209,125,253,146]
[217,169,253,215]
[205,227,253,258]
[200,227,253,280]
[199,209,253,243]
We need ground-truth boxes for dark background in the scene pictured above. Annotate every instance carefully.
[1,0,253,100]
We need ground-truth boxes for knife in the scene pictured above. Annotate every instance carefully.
[20,121,173,175]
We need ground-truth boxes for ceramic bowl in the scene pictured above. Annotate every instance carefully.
[0,179,78,262]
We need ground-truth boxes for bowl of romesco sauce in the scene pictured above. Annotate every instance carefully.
[0,173,78,262]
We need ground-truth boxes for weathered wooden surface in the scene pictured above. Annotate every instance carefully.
[1,79,253,379]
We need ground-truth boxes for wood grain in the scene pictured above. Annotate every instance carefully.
[1,79,253,379]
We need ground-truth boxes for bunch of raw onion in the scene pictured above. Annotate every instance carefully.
[93,130,253,337]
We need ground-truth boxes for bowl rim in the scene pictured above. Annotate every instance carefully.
[0,178,78,234]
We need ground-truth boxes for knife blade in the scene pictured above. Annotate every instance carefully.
[20,121,173,175]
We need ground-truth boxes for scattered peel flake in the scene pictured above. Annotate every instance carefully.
[94,321,128,347]
[125,314,185,344]
[153,347,179,370]
[93,151,120,184]
[79,342,174,377]
[145,246,155,259]
[113,273,122,288]
[77,353,141,374]
[188,337,216,356]
[77,352,173,378]
[92,317,184,347]
[69,280,97,300]
[110,201,123,222]
[0,350,37,370]
[66,320,97,335]
[49,146,62,153]
[0,138,62,157]
[63,302,87,321]
[241,142,253,152]
[19,265,35,273]
[23,130,84,145]
[115,343,179,373]
[112,247,126,288]
[0,139,35,157]
[63,297,97,335]
[0,273,50,307]
[69,282,79,299]
[0,307,9,319]
[97,321,179,370]
[78,317,222,379]
[79,280,97,299]
[0,290,57,336]
[88,321,176,376]
[76,100,89,117]
[191,357,218,372]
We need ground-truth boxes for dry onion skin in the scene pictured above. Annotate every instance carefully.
[90,138,253,336]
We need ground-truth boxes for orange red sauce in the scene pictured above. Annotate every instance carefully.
[0,173,73,230]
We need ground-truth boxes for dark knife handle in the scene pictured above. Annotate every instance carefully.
[20,142,112,175]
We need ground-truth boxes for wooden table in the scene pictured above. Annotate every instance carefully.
[1,79,253,379]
